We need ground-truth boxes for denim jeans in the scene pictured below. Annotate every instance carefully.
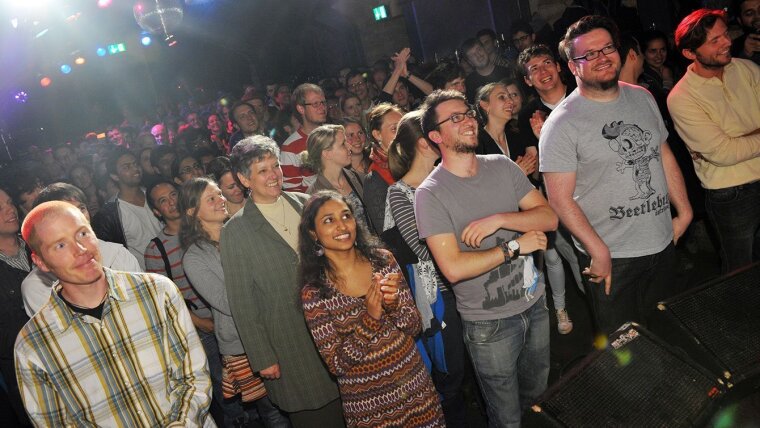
[462,295,550,428]
[705,181,760,273]
[577,243,676,335]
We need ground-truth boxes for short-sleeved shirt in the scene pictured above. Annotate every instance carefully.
[415,155,544,321]
[118,198,162,270]
[143,231,211,319]
[539,83,673,258]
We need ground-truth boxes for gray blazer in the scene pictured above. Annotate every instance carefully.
[220,192,339,412]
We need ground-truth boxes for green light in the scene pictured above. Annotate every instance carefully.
[107,43,127,55]
[373,5,388,21]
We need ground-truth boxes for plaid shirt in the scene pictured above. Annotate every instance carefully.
[14,268,214,427]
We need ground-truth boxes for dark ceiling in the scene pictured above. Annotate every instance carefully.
[0,0,355,143]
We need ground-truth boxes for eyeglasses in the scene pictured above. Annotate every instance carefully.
[180,163,203,174]
[436,108,477,127]
[512,34,530,44]
[303,100,327,108]
[348,81,366,89]
[571,44,617,62]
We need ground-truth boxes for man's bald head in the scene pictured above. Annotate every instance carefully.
[22,201,86,254]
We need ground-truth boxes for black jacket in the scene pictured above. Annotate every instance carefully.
[0,244,31,361]
[92,199,127,247]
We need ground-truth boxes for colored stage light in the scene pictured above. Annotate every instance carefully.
[98,0,112,8]
[96,47,107,56]
[75,57,85,65]
[60,64,71,74]
[40,77,51,87]
[141,35,152,46]
[14,91,28,103]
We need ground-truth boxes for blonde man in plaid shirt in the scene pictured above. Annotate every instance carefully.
[15,201,214,427]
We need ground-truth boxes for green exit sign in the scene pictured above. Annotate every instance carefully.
[107,43,126,55]
[373,5,388,21]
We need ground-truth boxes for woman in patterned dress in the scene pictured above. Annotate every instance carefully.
[298,191,445,428]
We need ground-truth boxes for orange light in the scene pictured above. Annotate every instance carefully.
[40,77,52,87]
[75,57,85,65]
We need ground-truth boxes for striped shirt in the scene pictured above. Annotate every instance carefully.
[280,128,316,193]
[0,236,30,272]
[144,231,211,319]
[14,268,214,427]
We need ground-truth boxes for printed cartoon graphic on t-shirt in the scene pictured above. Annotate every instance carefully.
[482,236,539,309]
[603,121,660,200]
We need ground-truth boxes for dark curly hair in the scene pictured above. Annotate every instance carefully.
[298,190,387,298]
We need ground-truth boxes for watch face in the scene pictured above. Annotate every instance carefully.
[508,240,519,251]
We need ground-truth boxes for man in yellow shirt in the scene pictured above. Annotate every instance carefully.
[668,8,760,273]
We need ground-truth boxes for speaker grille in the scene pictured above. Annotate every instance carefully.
[667,265,760,377]
[543,329,718,426]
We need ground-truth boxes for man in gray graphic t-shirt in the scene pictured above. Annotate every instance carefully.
[540,15,692,335]
[416,89,558,427]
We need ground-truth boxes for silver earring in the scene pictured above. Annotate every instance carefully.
[314,242,325,256]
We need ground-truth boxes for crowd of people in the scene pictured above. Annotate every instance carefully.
[0,1,758,427]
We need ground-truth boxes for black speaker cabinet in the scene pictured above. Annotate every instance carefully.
[650,262,760,386]
[524,324,725,427]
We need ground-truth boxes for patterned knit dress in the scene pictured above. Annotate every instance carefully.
[301,255,445,428]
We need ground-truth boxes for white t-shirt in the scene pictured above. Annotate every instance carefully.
[119,198,162,270]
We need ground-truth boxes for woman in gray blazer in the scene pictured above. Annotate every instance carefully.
[221,136,344,428]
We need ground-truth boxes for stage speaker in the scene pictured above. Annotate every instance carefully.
[524,324,725,427]
[650,262,760,386]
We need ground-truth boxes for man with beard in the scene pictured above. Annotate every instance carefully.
[668,9,760,273]
[732,0,760,64]
[92,148,162,270]
[416,90,558,427]
[540,15,692,335]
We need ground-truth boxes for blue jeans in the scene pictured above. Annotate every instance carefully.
[462,295,550,428]
[577,243,676,335]
[705,181,760,273]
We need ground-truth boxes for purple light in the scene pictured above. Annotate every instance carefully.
[14,91,28,103]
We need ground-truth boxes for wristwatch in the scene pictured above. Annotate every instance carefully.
[507,240,520,260]
[500,239,520,263]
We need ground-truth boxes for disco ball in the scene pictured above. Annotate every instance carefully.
[133,0,184,36]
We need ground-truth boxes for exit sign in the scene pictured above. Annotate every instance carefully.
[373,5,388,21]
[107,43,126,55]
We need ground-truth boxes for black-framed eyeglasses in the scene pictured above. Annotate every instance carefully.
[436,108,477,127]
[303,100,327,108]
[348,81,366,89]
[571,44,617,62]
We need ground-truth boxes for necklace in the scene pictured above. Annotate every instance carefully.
[261,197,291,233]
[65,288,109,310]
